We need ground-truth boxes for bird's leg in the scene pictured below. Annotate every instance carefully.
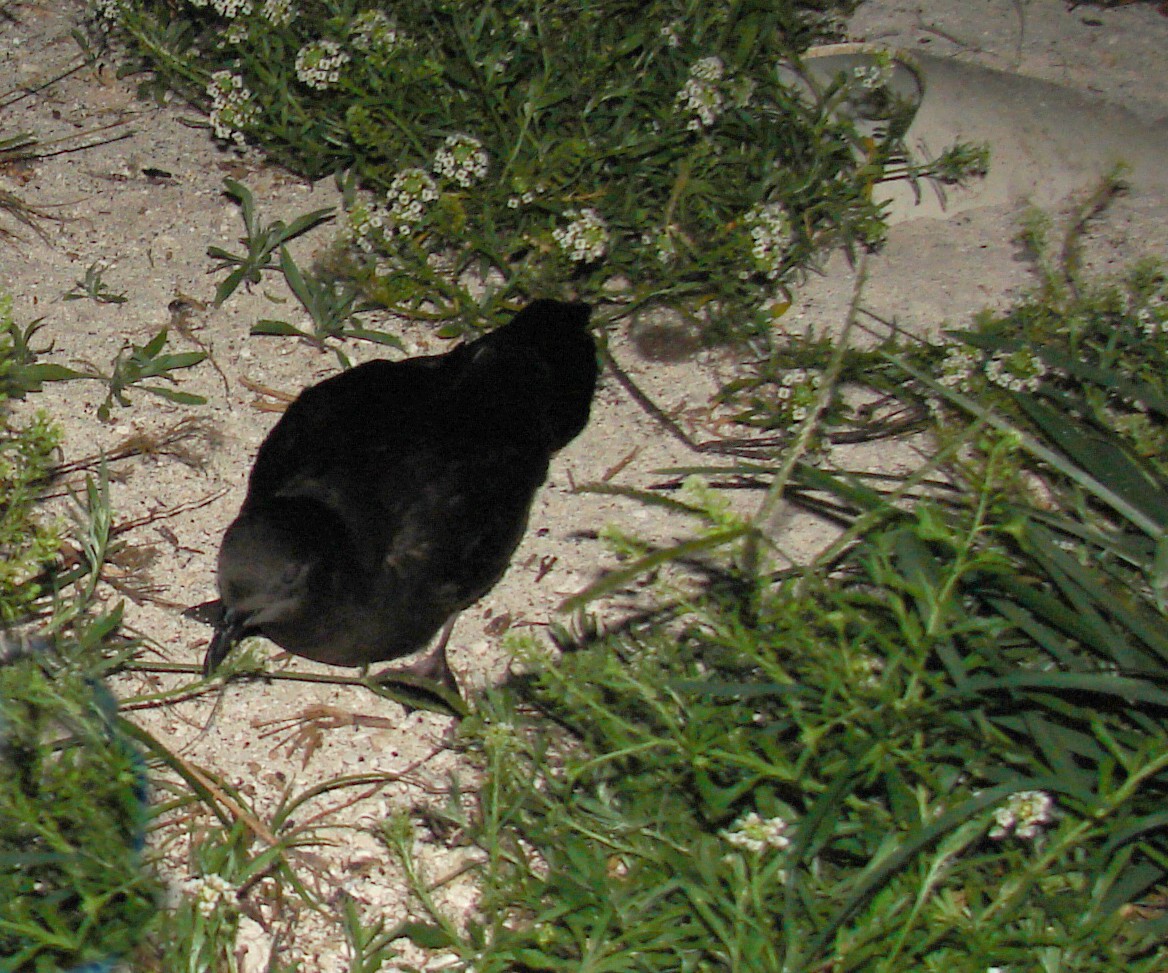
[373,615,460,692]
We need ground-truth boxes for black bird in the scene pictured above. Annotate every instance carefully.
[201,299,597,686]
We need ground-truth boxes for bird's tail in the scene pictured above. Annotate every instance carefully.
[463,300,598,450]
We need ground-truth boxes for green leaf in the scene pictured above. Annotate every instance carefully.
[342,327,405,349]
[139,352,207,376]
[278,245,312,308]
[959,671,1168,709]
[397,922,457,949]
[1018,395,1168,531]
[279,206,335,242]
[138,329,168,359]
[559,525,753,611]
[251,319,309,338]
[140,387,206,406]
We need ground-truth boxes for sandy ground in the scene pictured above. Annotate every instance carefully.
[2,1,1166,969]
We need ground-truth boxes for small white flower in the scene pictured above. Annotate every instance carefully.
[1130,286,1167,337]
[852,651,884,688]
[853,63,892,90]
[211,0,252,16]
[223,21,248,44]
[989,790,1055,841]
[295,39,350,90]
[433,134,489,188]
[691,56,725,83]
[185,872,236,918]
[771,367,823,424]
[350,10,401,53]
[385,168,439,234]
[721,811,792,853]
[744,201,792,280]
[260,0,295,26]
[659,23,681,49]
[207,71,258,145]
[938,342,981,390]
[984,349,1047,393]
[345,198,388,251]
[676,55,726,130]
[553,208,610,263]
[92,0,129,22]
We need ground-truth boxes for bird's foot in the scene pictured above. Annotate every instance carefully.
[365,637,466,718]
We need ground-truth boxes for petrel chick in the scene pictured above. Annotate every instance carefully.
[201,299,597,688]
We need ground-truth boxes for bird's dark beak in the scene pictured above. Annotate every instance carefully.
[203,608,248,678]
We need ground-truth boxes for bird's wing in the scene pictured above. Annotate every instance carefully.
[244,356,443,504]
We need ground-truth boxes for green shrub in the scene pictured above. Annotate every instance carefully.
[0,648,155,973]
[0,293,62,622]
[379,258,1168,971]
[96,0,981,336]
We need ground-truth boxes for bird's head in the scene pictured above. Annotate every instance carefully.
[204,499,347,676]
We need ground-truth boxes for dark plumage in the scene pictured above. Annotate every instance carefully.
[201,299,597,684]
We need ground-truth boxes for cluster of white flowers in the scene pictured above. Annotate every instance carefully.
[745,201,792,280]
[210,0,252,17]
[553,208,610,263]
[345,198,388,252]
[386,168,439,232]
[223,21,249,45]
[849,650,884,689]
[185,872,235,918]
[349,10,401,52]
[937,342,981,390]
[984,348,1047,393]
[1131,286,1168,337]
[690,56,724,84]
[989,790,1055,841]
[777,367,822,423]
[676,55,725,131]
[345,134,491,245]
[433,134,489,188]
[207,71,258,145]
[852,62,893,91]
[260,0,295,27]
[721,811,792,853]
[295,39,350,90]
[92,0,128,22]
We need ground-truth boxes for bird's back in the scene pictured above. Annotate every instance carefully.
[243,298,596,506]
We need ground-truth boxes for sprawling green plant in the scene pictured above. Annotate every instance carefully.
[376,257,1168,971]
[96,0,982,336]
[0,293,62,623]
[1,290,165,970]
[0,641,156,973]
